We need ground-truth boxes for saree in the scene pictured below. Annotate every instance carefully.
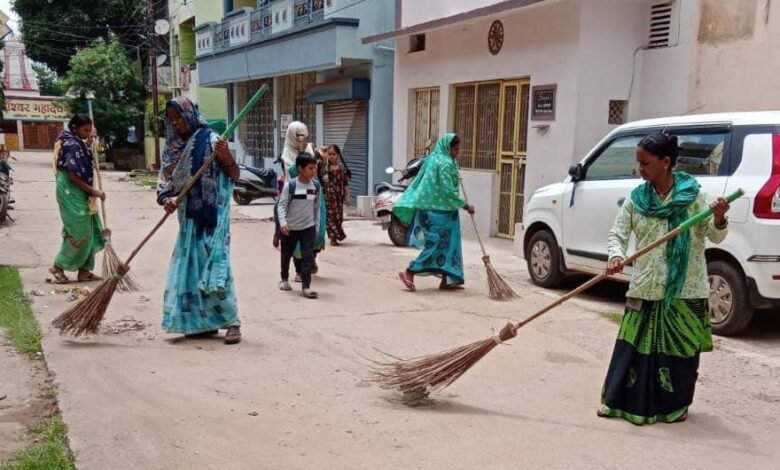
[393,134,467,285]
[600,173,711,425]
[157,97,239,335]
[53,131,105,272]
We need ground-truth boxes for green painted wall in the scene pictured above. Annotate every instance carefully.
[199,87,228,121]
[192,0,225,25]
[193,0,228,121]
[233,0,256,10]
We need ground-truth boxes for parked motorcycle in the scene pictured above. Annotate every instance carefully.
[233,164,278,205]
[371,156,427,247]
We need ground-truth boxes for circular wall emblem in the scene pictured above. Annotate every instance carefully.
[488,20,504,55]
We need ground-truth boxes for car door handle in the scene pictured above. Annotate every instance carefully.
[617,198,626,207]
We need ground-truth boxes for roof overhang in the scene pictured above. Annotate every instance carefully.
[362,0,546,44]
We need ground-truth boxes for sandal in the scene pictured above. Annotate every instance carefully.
[439,284,465,291]
[674,411,688,423]
[77,271,103,282]
[48,266,70,284]
[398,271,416,292]
[224,326,242,345]
[185,330,218,339]
[330,239,340,246]
[279,280,292,291]
[596,409,613,419]
[302,289,318,299]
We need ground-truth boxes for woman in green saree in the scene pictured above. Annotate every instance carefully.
[394,134,475,292]
[600,132,731,425]
[49,114,106,284]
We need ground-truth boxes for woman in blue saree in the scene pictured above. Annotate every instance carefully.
[157,97,242,344]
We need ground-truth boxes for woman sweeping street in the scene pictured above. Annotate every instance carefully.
[600,132,730,425]
[157,97,242,345]
[394,133,475,292]
[49,114,106,284]
[324,144,350,246]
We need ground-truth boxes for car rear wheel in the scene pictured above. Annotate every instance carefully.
[708,260,753,336]
[526,229,565,288]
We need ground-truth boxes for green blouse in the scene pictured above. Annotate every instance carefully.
[607,192,728,300]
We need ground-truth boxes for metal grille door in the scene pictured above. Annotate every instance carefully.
[497,80,530,238]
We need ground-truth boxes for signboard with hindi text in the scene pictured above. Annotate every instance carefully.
[4,99,69,121]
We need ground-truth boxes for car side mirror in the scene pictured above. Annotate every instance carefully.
[568,163,584,182]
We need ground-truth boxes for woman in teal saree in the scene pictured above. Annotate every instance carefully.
[394,134,475,291]
[157,97,243,345]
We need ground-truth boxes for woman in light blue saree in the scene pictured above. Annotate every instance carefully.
[157,97,243,345]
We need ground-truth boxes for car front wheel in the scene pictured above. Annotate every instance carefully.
[526,229,565,288]
[708,260,753,336]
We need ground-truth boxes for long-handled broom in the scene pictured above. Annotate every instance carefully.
[52,84,270,337]
[459,179,517,301]
[371,189,744,399]
[92,142,140,292]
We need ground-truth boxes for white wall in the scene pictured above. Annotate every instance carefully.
[634,0,698,119]
[400,0,503,27]
[572,0,648,160]
[393,0,582,235]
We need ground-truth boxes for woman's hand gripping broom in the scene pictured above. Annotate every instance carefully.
[371,189,744,402]
[52,84,270,337]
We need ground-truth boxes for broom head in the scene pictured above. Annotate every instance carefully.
[483,256,518,301]
[52,264,128,336]
[370,323,517,402]
[102,242,140,292]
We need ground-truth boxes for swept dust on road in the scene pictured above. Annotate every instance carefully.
[3,151,780,470]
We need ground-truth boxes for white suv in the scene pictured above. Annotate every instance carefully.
[518,112,780,336]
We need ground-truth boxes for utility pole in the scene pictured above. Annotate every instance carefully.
[148,0,161,169]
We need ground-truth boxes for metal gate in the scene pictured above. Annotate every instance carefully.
[497,80,530,238]
[323,101,369,197]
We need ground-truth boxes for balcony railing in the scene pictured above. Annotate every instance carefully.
[198,0,328,57]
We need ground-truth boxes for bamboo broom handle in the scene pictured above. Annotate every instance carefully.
[92,143,108,227]
[118,84,270,269]
[458,178,489,258]
[511,188,744,333]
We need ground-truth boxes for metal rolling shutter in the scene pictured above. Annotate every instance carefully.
[323,101,369,197]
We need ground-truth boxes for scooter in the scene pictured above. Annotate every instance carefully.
[233,164,278,205]
[371,156,427,247]
[0,151,15,224]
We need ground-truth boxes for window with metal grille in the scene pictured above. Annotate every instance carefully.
[453,82,501,170]
[608,100,628,125]
[280,72,317,145]
[648,2,674,48]
[242,80,275,164]
[412,88,440,157]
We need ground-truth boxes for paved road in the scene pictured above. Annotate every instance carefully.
[3,151,780,469]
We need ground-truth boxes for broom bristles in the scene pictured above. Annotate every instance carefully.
[101,243,140,293]
[370,323,517,398]
[482,256,517,301]
[52,277,120,337]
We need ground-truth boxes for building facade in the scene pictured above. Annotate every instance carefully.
[194,0,395,199]
[1,38,68,151]
[366,0,780,239]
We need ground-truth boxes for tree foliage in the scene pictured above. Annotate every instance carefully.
[14,0,148,74]
[61,39,145,145]
[32,63,65,96]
